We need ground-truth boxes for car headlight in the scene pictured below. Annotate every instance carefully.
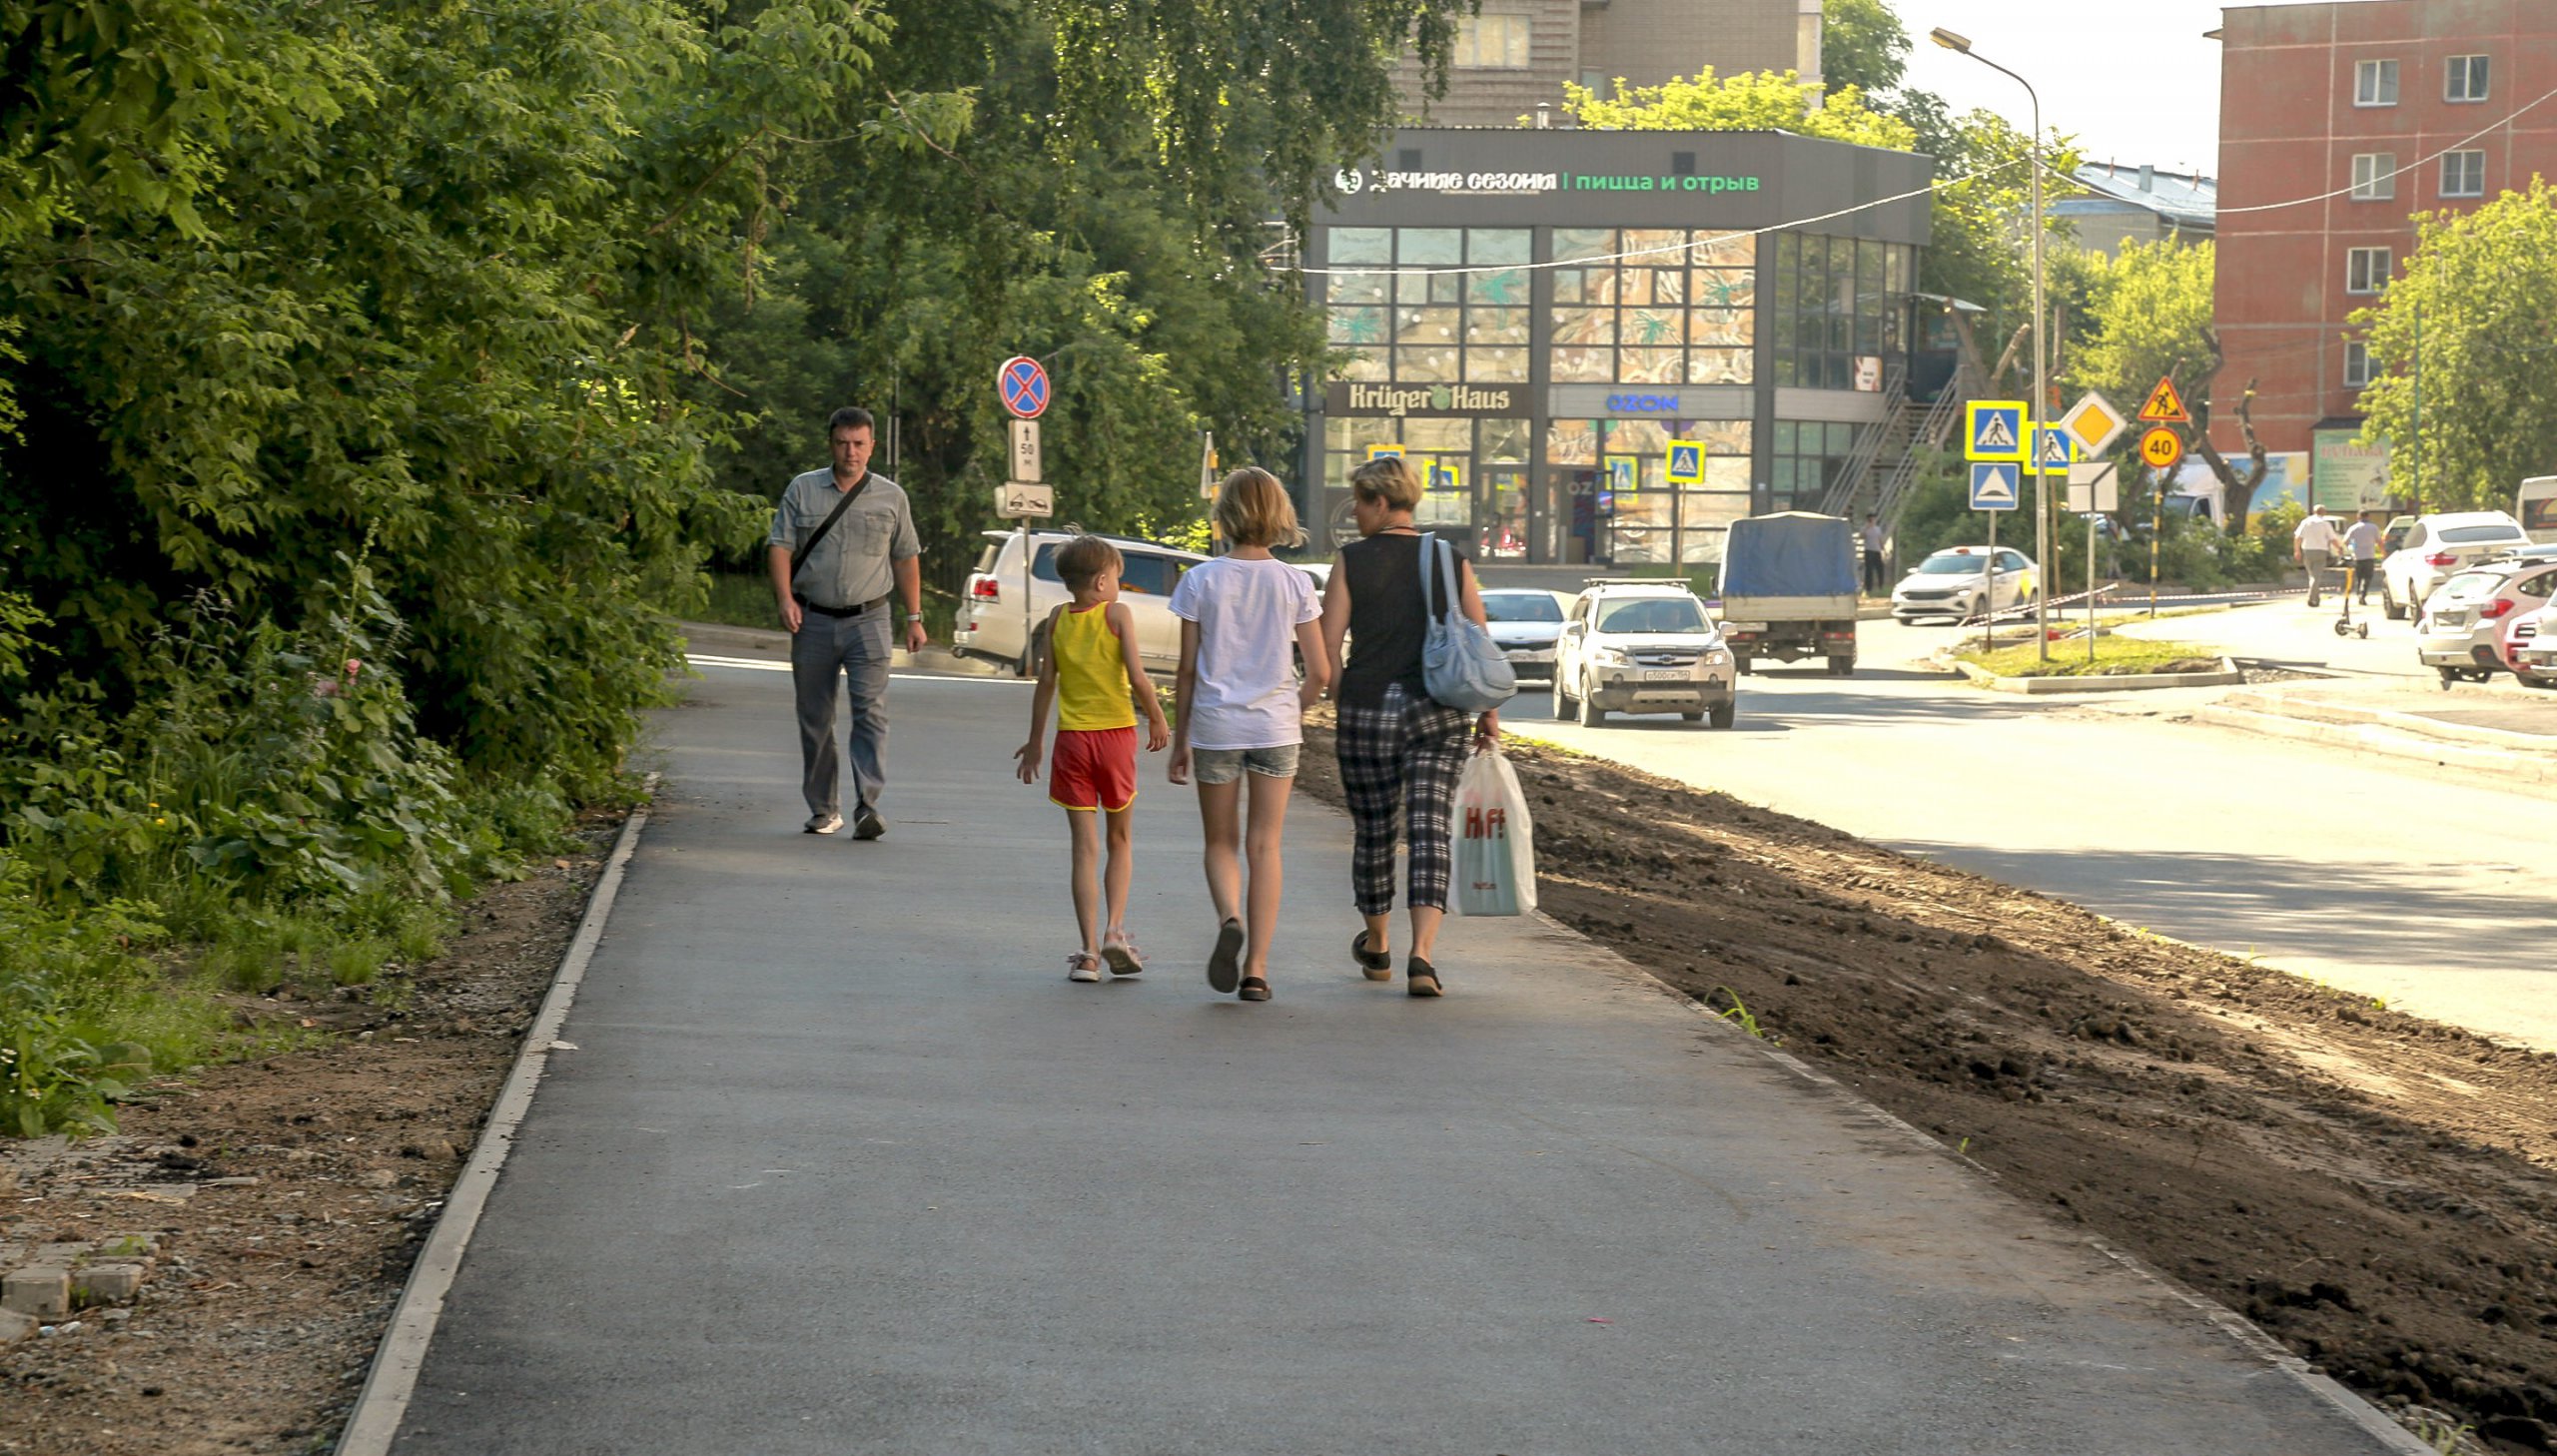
[1704,649,1731,666]
[1591,647,1631,666]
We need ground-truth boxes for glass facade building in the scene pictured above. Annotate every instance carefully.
[1303,129,1932,565]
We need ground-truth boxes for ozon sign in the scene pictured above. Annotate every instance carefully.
[1605,392,1681,414]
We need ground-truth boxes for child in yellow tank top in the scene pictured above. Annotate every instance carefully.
[1014,535,1171,983]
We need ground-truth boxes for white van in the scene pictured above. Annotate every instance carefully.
[2519,476,2557,545]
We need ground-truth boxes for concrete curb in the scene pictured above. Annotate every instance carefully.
[2218,690,2557,753]
[333,780,656,1456]
[1951,655,2245,694]
[2189,704,2557,793]
[1526,908,2435,1456]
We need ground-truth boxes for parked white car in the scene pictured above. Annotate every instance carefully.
[1890,546,2038,623]
[1480,588,1566,681]
[2512,599,2557,687]
[953,529,1207,675]
[2413,556,2557,685]
[2380,511,2531,621]
[1551,581,1738,728]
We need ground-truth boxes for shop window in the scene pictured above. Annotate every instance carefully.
[2349,153,2394,201]
[1541,230,1760,388]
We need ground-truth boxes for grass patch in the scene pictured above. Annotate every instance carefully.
[1958,637,2224,679]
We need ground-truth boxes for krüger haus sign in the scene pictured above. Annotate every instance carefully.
[1325,381,1522,417]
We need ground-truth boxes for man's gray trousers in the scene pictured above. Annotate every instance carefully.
[789,608,892,817]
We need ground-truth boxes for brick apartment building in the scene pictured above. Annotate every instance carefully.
[2215,0,2557,508]
[1392,0,1823,129]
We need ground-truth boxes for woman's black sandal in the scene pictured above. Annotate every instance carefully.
[1238,976,1272,1003]
[1351,930,1393,982]
[1406,956,1443,998]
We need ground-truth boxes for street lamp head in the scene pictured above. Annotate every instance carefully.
[1929,27,1972,53]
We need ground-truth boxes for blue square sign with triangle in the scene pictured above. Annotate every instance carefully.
[1970,461,2021,511]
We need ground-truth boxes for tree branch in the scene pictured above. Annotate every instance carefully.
[2183,326,2269,529]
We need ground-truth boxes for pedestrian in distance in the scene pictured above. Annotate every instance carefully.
[1167,469,1329,1004]
[1014,535,1173,984]
[2342,509,2381,605]
[2293,502,2342,608]
[1318,455,1500,1000]
[767,406,926,840]
[1862,513,1888,595]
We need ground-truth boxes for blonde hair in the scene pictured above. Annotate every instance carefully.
[1213,467,1304,547]
[1348,454,1422,511]
[1054,533,1123,591]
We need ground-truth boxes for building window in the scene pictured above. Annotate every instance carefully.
[1770,421,1863,512]
[1770,233,1913,389]
[2345,246,2392,295]
[1554,418,1752,566]
[2349,153,2395,201]
[2354,58,2399,107]
[1326,226,1532,385]
[2441,150,2485,199]
[1452,13,1531,69]
[1546,229,1758,386]
[2445,54,2490,103]
[2343,341,2373,388]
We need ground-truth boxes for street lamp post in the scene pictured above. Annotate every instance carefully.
[1930,27,2051,660]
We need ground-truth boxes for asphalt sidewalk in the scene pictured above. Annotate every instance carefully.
[378,660,2418,1455]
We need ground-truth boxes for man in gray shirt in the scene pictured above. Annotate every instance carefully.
[767,406,925,839]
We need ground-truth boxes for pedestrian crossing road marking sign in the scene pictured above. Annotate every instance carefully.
[1365,443,1403,459]
[1970,461,2021,511]
[1666,441,1705,485]
[1427,459,1461,492]
[2028,425,2076,475]
[1965,400,2027,462]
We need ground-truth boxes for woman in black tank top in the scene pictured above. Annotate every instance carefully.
[1316,457,1498,999]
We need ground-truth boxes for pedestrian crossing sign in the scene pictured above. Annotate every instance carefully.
[2027,425,2076,475]
[1970,461,2021,511]
[1427,458,1462,493]
[1666,441,1705,485]
[1365,443,1403,459]
[1965,401,2027,462]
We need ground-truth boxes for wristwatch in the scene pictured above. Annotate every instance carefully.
[906,613,923,622]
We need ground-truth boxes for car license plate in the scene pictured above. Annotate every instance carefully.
[1642,669,1685,680]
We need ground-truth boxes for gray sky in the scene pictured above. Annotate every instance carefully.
[1893,0,2262,178]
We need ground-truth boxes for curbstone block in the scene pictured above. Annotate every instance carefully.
[73,1263,146,1304]
[2,1265,71,1318]
[0,1307,36,1345]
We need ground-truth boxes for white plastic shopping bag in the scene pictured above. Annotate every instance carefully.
[1452,744,1536,917]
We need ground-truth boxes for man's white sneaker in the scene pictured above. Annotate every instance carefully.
[804,812,843,835]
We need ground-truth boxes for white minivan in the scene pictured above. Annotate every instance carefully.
[953,530,1206,675]
[2519,476,2557,546]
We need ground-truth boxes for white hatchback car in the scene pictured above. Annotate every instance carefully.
[1551,582,1739,728]
[1890,546,2038,623]
[2413,556,2557,685]
[953,530,1207,675]
[2380,511,2532,621]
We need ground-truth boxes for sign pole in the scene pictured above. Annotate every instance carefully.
[2150,469,2161,620]
[2087,509,2098,664]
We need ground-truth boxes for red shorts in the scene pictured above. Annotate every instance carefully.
[1050,726,1138,812]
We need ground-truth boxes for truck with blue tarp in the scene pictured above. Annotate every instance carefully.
[1715,512,1860,676]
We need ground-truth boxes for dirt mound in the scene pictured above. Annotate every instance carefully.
[1299,730,2557,1454]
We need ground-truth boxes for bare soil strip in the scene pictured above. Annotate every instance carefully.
[0,817,617,1456]
[1293,729,2557,1455]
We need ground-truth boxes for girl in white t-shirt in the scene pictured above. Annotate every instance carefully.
[1167,468,1329,1003]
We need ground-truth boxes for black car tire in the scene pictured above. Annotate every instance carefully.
[1708,703,1736,730]
[2382,584,2405,620]
[1574,677,1605,726]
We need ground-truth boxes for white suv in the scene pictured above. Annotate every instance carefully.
[2380,511,2531,621]
[954,530,1207,675]
[1551,581,1739,729]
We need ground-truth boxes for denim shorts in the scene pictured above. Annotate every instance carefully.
[1192,744,1300,785]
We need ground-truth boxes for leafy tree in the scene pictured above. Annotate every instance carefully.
[2353,178,2557,513]
[1819,0,1911,97]
[2070,239,2213,412]
[1563,70,1916,151]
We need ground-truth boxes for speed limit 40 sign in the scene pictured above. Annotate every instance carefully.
[2138,425,2185,472]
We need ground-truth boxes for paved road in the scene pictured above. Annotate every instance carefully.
[1508,618,2557,1050]
[384,660,2406,1456]
[2108,596,2427,679]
